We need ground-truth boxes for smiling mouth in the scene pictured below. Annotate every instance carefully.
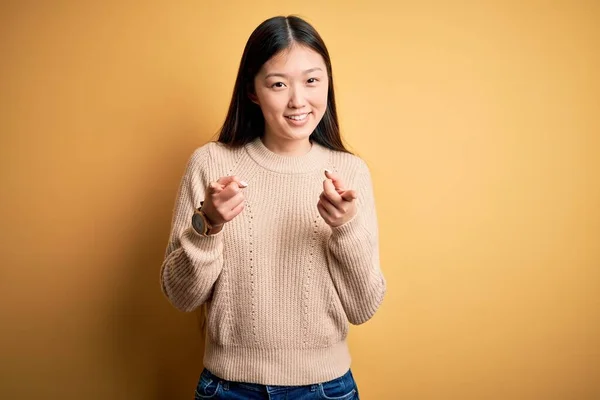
[285,112,311,121]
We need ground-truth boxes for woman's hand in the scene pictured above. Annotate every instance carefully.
[201,176,248,233]
[317,170,357,227]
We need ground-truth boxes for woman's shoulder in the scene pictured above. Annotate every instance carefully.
[325,147,370,175]
[188,140,245,165]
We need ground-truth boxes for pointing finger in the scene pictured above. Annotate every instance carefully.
[324,169,346,192]
[220,180,245,199]
[323,179,342,204]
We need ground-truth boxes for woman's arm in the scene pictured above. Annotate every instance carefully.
[326,161,386,325]
[160,146,224,312]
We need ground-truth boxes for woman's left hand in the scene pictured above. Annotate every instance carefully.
[318,170,358,227]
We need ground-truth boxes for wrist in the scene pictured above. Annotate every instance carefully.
[331,209,360,230]
[209,224,224,235]
[197,202,224,236]
[191,208,220,237]
[201,208,223,230]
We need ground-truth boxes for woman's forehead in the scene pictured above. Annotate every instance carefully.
[260,45,326,76]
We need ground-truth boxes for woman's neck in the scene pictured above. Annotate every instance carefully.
[260,134,312,156]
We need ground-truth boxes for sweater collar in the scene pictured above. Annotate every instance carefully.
[244,137,329,174]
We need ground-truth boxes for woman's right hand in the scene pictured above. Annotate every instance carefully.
[201,176,248,233]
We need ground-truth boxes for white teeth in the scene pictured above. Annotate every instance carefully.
[286,113,308,121]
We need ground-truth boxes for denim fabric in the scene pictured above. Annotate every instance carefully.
[194,368,359,400]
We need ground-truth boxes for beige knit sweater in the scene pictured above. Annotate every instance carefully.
[160,137,386,385]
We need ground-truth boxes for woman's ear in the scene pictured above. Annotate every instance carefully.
[248,91,259,105]
[247,83,260,105]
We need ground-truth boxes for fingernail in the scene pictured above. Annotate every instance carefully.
[324,168,332,174]
[239,181,248,188]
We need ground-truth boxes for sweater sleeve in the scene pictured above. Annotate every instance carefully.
[326,160,386,325]
[159,145,224,312]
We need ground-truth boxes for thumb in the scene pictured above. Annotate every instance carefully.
[340,190,357,202]
[217,175,248,188]
[207,181,224,195]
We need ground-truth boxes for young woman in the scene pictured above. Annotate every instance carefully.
[160,15,386,400]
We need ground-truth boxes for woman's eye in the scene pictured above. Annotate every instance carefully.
[307,78,318,84]
[271,82,286,88]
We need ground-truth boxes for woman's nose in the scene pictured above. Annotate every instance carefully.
[288,86,306,109]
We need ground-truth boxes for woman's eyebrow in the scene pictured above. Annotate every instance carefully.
[264,67,323,79]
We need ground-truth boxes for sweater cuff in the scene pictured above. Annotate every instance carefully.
[180,226,224,261]
[330,211,370,242]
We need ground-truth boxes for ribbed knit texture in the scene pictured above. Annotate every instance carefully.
[160,137,386,385]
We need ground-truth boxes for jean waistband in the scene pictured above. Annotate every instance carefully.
[201,367,353,393]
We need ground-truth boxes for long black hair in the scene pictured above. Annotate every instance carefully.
[217,15,350,153]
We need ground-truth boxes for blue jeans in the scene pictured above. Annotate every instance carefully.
[194,368,359,400]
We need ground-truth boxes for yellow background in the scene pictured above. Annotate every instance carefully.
[1,1,598,399]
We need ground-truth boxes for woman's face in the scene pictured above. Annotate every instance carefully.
[252,44,329,145]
